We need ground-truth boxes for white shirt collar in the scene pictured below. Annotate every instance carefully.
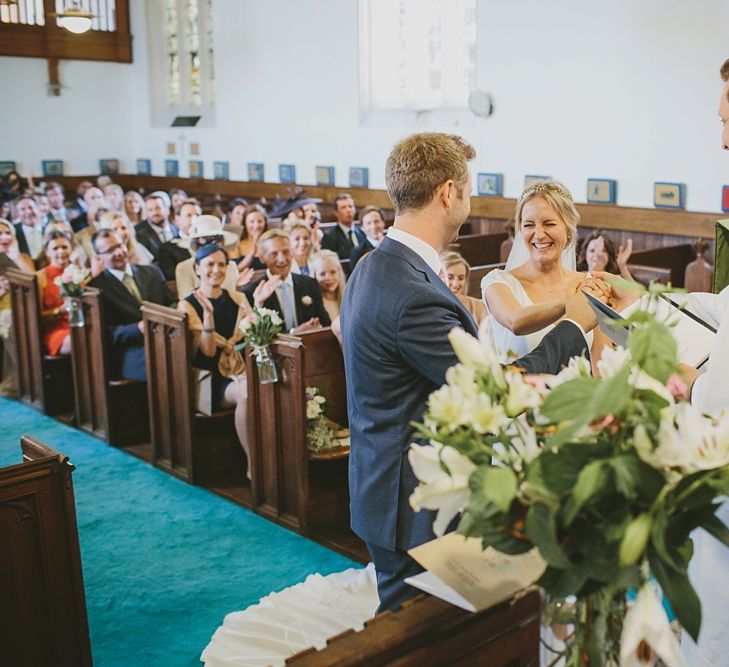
[150,220,173,241]
[267,268,294,288]
[386,227,442,276]
[366,236,382,248]
[338,223,354,236]
[108,263,134,283]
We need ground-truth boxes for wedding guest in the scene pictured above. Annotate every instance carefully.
[88,229,175,381]
[13,194,45,261]
[71,186,105,232]
[243,229,331,332]
[0,218,34,396]
[158,199,201,280]
[321,193,366,260]
[103,183,125,212]
[170,188,188,211]
[233,204,267,270]
[1,170,27,199]
[98,211,154,266]
[45,182,70,222]
[178,244,255,479]
[225,197,248,227]
[74,198,111,262]
[136,193,179,261]
[124,190,146,225]
[37,220,89,271]
[577,229,633,280]
[37,231,79,356]
[350,205,386,270]
[175,215,242,299]
[34,192,53,227]
[481,180,604,362]
[440,250,487,324]
[311,250,346,321]
[289,221,315,275]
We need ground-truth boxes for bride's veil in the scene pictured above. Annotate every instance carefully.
[504,230,577,272]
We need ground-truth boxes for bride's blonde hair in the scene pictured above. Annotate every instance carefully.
[514,180,579,248]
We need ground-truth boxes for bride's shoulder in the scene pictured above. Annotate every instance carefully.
[481,268,521,291]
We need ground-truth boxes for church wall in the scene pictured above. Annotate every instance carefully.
[1,0,729,212]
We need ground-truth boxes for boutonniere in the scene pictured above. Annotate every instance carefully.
[301,295,313,306]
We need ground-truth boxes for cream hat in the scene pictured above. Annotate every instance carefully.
[188,215,238,247]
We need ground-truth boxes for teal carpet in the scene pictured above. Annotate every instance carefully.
[0,398,358,666]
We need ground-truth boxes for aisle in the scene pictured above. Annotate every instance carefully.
[0,398,359,667]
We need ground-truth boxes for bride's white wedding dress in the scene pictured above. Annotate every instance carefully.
[200,564,378,666]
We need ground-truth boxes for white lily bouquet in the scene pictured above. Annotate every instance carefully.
[53,264,89,327]
[237,307,283,384]
[409,304,729,666]
[305,386,339,453]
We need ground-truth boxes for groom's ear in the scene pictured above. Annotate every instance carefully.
[437,179,457,209]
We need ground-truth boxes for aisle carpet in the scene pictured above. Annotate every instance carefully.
[0,397,359,667]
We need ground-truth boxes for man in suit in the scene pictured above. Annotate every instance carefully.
[321,193,366,261]
[89,229,175,382]
[70,186,105,233]
[135,193,179,261]
[13,195,44,260]
[158,198,201,280]
[340,132,598,613]
[244,229,331,332]
[349,205,387,270]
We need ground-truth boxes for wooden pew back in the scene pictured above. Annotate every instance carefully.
[0,435,92,667]
[287,589,540,666]
[142,302,243,484]
[246,329,348,535]
[629,243,694,287]
[448,232,507,267]
[6,268,74,415]
[70,288,149,445]
[468,262,505,299]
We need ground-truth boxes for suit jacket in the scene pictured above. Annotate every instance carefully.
[14,223,42,260]
[349,238,376,270]
[243,272,331,329]
[135,220,179,261]
[158,240,191,280]
[321,224,367,261]
[340,236,588,552]
[88,265,175,381]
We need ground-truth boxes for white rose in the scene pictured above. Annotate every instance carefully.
[409,441,476,536]
[301,295,313,306]
[306,400,322,419]
[238,318,253,333]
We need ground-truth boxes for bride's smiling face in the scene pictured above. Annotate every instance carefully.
[519,196,569,264]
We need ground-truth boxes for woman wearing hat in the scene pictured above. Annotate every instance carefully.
[175,214,243,299]
[178,244,277,480]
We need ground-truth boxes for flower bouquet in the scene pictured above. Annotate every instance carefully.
[54,264,89,327]
[237,307,283,384]
[409,300,729,666]
[306,386,349,455]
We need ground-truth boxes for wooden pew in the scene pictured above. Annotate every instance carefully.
[287,589,540,666]
[626,263,672,287]
[0,435,92,667]
[628,243,694,287]
[448,232,507,267]
[70,287,149,447]
[141,302,246,487]
[246,329,350,538]
[6,269,74,416]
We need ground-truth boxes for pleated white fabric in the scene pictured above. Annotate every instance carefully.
[200,564,378,667]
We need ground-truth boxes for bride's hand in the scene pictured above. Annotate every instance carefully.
[579,276,611,303]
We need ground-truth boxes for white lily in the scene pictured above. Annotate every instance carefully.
[409,441,476,536]
[449,326,499,372]
[597,345,631,379]
[445,363,479,399]
[631,369,674,406]
[427,384,471,432]
[504,370,541,416]
[546,355,592,388]
[620,584,685,667]
[468,393,507,434]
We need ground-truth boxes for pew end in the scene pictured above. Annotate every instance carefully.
[6,268,75,417]
[141,302,248,490]
[286,588,541,666]
[1,435,92,667]
[70,287,149,447]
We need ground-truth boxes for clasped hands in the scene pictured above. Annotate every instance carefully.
[575,271,640,312]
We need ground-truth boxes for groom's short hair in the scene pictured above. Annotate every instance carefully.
[385,133,475,215]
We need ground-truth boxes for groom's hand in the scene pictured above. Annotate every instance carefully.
[565,291,598,333]
[579,275,611,303]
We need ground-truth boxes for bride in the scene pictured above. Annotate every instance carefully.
[481,180,606,364]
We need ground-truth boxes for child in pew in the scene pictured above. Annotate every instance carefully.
[311,249,346,322]
[440,250,488,325]
[178,244,278,480]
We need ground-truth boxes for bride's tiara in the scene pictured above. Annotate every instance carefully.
[521,181,573,202]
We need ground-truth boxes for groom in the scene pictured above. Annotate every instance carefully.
[340,132,599,613]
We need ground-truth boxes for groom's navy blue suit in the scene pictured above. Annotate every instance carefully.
[340,235,588,612]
